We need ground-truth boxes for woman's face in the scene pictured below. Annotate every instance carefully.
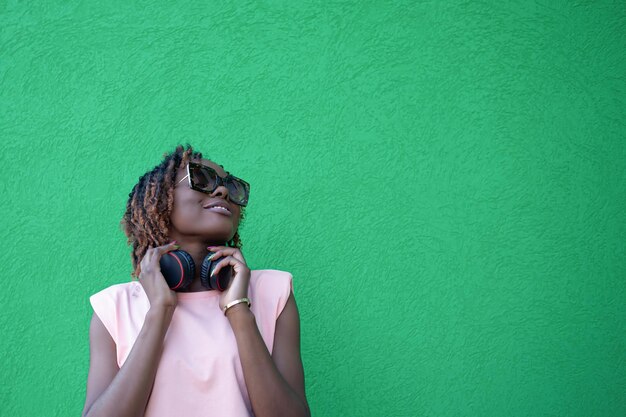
[169,158,242,244]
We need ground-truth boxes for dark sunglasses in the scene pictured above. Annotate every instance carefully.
[176,161,250,207]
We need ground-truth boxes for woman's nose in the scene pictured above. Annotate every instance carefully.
[211,184,229,199]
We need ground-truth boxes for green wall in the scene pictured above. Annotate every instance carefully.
[1,2,624,416]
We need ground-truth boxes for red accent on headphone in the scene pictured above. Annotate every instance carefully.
[216,271,223,291]
[168,253,186,290]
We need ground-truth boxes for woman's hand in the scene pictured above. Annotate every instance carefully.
[206,245,251,313]
[137,241,179,310]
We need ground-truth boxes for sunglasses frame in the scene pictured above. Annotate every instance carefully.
[177,161,250,207]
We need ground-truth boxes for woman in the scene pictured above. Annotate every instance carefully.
[82,144,310,417]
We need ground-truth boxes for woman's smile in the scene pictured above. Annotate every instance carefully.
[204,206,233,217]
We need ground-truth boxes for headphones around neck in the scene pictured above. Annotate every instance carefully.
[159,248,232,292]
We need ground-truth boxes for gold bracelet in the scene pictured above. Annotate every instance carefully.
[223,297,251,316]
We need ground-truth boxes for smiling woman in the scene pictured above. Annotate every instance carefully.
[82,144,310,417]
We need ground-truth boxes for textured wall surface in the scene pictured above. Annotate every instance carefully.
[1,2,624,416]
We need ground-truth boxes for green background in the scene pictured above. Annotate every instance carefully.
[1,1,624,416]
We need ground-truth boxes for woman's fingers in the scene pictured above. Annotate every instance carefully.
[210,255,239,277]
[139,242,178,272]
[153,241,180,263]
[207,246,245,263]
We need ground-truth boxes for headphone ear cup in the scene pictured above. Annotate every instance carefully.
[200,255,233,291]
[200,255,214,290]
[159,250,195,291]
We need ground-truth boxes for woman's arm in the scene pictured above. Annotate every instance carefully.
[83,242,179,417]
[81,306,175,417]
[227,290,311,417]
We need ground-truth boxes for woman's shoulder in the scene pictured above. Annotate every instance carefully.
[250,269,294,303]
[250,269,293,286]
[89,281,143,304]
[251,268,292,277]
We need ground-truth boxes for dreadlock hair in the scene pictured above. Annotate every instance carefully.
[120,143,246,279]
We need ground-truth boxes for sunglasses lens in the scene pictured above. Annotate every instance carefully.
[189,164,249,206]
[227,180,249,205]
[190,165,216,190]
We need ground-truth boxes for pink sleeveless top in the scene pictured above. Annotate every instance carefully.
[89,269,294,417]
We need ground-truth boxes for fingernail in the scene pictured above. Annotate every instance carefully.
[173,245,180,249]
[207,253,215,260]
